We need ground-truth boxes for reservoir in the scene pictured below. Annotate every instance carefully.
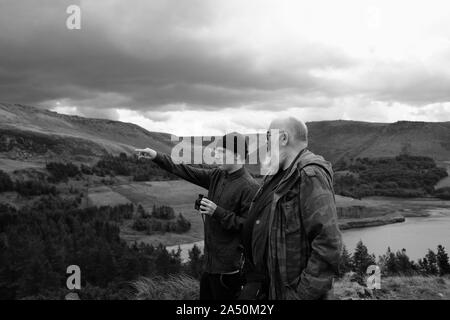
[343,208,450,260]
[168,207,450,262]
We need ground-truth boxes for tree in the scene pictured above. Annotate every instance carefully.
[0,170,14,192]
[379,247,397,275]
[152,205,175,220]
[338,245,353,277]
[352,240,376,276]
[436,245,450,276]
[137,204,148,218]
[424,249,439,275]
[395,249,414,275]
[187,244,204,279]
[46,162,80,183]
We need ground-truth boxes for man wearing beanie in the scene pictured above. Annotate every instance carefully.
[136,132,259,300]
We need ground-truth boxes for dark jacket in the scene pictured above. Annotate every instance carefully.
[153,152,259,273]
[250,149,342,299]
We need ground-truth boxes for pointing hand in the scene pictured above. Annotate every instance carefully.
[135,148,157,160]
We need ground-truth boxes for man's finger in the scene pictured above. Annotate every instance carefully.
[201,199,213,206]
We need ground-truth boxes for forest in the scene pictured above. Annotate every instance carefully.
[333,155,448,198]
[132,204,191,234]
[0,196,201,300]
[339,240,450,285]
[0,154,196,300]
[1,153,450,299]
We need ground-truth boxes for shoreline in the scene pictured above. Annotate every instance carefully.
[338,213,405,230]
[166,213,409,262]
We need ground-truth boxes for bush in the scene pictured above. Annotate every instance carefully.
[132,214,191,235]
[14,180,57,196]
[46,162,81,183]
[435,187,450,200]
[0,170,14,193]
[152,205,175,220]
[93,154,176,181]
[186,245,204,279]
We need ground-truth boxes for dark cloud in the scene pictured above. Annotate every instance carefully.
[0,0,353,116]
[0,0,449,122]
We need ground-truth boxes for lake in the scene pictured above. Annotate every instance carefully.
[343,207,450,260]
[167,207,450,262]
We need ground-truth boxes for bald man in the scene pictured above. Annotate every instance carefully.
[240,117,342,300]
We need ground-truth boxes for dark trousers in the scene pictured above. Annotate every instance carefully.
[199,272,242,300]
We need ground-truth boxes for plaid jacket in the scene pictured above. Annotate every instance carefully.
[254,149,342,299]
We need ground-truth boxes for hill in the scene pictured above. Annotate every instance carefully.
[2,103,450,169]
[307,120,450,164]
[0,103,173,163]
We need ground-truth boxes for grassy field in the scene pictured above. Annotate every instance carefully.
[3,156,449,248]
[0,158,45,172]
[87,185,132,207]
[85,179,450,248]
[130,273,450,300]
[110,180,207,246]
[334,274,450,300]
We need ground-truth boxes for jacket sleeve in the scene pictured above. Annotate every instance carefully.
[294,166,343,300]
[212,182,258,232]
[152,152,212,189]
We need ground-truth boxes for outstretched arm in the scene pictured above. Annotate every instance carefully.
[135,148,212,189]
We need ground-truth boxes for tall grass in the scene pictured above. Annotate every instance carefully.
[132,274,199,300]
[334,273,450,300]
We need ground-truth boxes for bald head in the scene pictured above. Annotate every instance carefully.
[269,116,308,146]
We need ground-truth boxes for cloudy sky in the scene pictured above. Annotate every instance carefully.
[1,0,450,135]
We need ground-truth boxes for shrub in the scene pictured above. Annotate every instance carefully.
[46,162,81,183]
[14,180,57,196]
[435,187,450,200]
[152,205,175,220]
[0,170,14,192]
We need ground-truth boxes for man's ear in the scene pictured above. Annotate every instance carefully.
[280,131,289,146]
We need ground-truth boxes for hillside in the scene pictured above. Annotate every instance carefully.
[2,103,450,171]
[307,120,450,164]
[0,103,173,163]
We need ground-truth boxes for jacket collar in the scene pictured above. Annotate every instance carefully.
[274,148,332,195]
[224,166,246,180]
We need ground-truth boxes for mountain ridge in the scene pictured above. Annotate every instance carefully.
[1,102,450,165]
[0,103,174,162]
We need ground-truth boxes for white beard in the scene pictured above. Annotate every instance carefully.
[260,151,281,176]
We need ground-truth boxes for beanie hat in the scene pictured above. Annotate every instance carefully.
[221,132,248,160]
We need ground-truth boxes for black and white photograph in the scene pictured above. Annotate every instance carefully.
[1,0,450,307]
